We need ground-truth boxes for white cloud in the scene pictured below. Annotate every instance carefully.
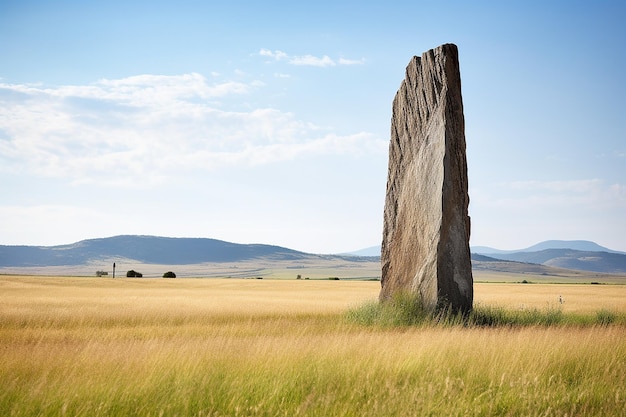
[338,57,366,65]
[0,74,385,187]
[259,49,288,61]
[608,183,626,202]
[289,54,336,67]
[2,73,250,106]
[257,49,365,68]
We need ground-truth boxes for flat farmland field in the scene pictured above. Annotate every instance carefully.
[1,275,625,416]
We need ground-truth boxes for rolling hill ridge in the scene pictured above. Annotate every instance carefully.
[0,235,313,267]
[351,241,626,274]
[477,249,626,274]
[1,236,625,275]
[470,240,626,274]
[472,240,625,255]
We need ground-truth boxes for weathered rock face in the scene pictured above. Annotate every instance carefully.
[380,43,473,313]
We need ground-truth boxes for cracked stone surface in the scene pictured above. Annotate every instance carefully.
[380,43,473,313]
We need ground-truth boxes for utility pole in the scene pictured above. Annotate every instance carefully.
[113,262,116,278]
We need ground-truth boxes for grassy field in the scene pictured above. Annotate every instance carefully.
[1,275,625,416]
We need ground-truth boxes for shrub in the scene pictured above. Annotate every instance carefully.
[346,292,434,327]
[596,309,616,325]
[126,270,143,278]
[163,271,176,278]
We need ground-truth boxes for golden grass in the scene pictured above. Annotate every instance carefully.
[1,275,625,416]
[475,282,626,314]
[0,275,377,318]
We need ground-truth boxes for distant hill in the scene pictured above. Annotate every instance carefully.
[351,240,626,274]
[344,245,380,257]
[470,253,506,262]
[357,240,625,258]
[0,235,311,267]
[469,240,626,274]
[485,249,626,274]
[472,240,624,255]
[2,236,625,275]
[522,240,623,253]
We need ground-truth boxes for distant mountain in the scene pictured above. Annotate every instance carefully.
[365,240,623,257]
[3,236,625,275]
[0,235,311,267]
[470,253,507,262]
[471,246,512,255]
[520,240,625,254]
[469,240,626,273]
[344,245,381,257]
[472,240,624,255]
[486,249,626,274]
[351,241,626,274]
[470,254,579,276]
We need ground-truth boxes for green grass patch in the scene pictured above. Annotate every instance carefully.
[346,292,626,328]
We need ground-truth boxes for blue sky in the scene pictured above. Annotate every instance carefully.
[1,0,625,253]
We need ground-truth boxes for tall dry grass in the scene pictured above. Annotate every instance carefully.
[1,276,625,416]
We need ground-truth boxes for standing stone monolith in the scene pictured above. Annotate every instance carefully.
[380,43,473,313]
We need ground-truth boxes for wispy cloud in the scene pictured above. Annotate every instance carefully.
[259,48,288,61]
[608,183,626,201]
[289,54,336,67]
[258,49,364,68]
[338,57,366,65]
[0,74,384,187]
